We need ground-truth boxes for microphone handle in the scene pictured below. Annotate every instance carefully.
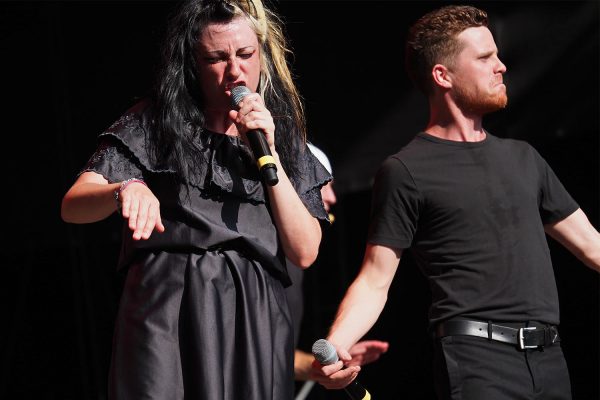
[345,380,371,400]
[246,129,278,186]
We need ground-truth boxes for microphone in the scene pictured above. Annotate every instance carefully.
[230,85,279,186]
[312,339,372,400]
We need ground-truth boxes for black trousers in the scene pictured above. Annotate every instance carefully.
[433,335,571,400]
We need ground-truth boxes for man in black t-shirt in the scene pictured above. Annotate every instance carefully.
[311,5,600,400]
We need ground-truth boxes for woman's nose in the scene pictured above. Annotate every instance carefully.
[226,58,241,79]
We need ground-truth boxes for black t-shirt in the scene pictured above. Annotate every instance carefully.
[368,132,579,326]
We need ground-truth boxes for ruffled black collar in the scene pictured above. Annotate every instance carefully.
[98,100,330,205]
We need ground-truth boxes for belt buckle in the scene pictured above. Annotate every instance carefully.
[518,327,537,350]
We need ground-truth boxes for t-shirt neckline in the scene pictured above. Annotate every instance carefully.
[417,131,491,148]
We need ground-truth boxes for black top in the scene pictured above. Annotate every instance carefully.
[83,100,331,285]
[368,132,578,326]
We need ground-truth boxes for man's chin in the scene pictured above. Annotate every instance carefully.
[493,94,508,111]
[478,94,508,115]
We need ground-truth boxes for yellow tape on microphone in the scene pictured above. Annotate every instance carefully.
[257,155,276,169]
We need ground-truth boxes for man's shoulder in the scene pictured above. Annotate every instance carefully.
[381,133,449,170]
[488,132,532,148]
[487,134,538,159]
[375,136,424,178]
[386,133,430,159]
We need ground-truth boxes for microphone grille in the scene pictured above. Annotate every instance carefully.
[312,339,339,365]
[230,85,251,108]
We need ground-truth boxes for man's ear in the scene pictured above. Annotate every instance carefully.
[431,64,452,89]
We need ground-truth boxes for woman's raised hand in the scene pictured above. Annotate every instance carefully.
[229,92,276,149]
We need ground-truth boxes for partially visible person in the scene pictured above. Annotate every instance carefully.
[286,143,389,384]
[61,0,331,399]
[312,5,600,400]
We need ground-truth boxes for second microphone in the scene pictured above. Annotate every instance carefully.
[230,85,279,186]
[312,339,372,400]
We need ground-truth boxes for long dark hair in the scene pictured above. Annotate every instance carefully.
[150,0,305,181]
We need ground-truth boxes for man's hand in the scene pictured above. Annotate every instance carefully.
[347,340,389,367]
[310,344,360,389]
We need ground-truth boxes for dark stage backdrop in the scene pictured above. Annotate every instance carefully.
[0,1,597,399]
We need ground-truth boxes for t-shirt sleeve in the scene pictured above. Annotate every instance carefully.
[367,156,420,250]
[534,149,579,224]
[80,137,145,184]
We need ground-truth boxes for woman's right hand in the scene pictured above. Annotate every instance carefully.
[118,181,165,240]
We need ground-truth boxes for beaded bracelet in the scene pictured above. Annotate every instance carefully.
[114,178,147,207]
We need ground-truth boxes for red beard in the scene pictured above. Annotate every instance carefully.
[453,82,508,115]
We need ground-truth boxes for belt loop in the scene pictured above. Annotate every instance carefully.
[487,320,493,341]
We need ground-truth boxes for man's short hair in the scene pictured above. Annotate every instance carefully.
[405,5,488,95]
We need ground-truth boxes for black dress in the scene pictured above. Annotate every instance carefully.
[82,101,331,400]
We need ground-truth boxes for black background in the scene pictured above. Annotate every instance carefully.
[0,1,597,399]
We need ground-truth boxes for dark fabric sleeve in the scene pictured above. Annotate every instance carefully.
[290,144,332,224]
[367,156,420,250]
[81,137,145,184]
[533,149,579,224]
[299,187,329,222]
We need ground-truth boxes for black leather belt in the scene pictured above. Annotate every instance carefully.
[436,319,560,350]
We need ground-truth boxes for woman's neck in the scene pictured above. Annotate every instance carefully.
[203,109,239,136]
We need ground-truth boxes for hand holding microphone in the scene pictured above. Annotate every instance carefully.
[230,86,278,186]
[312,339,372,400]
